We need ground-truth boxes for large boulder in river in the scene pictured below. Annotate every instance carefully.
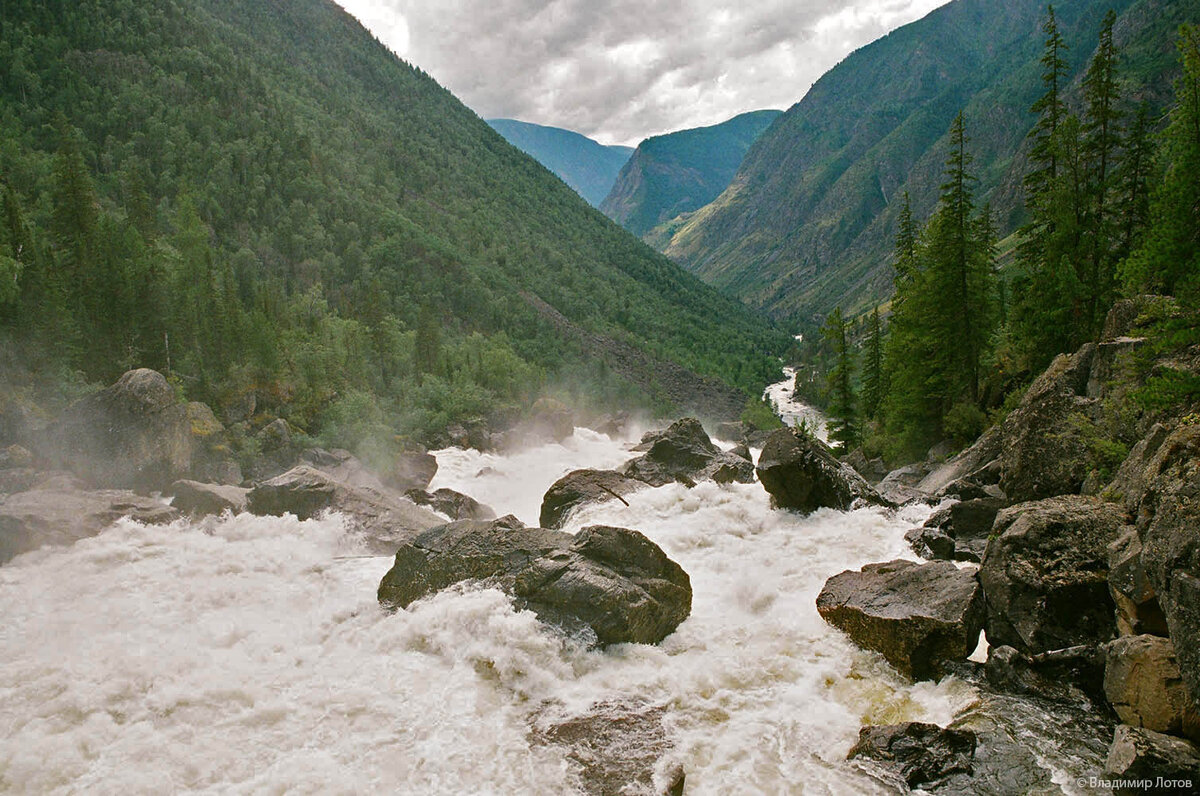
[169,479,248,517]
[620,418,753,488]
[378,517,691,646]
[998,347,1097,502]
[1123,424,1200,710]
[847,722,976,789]
[540,469,643,529]
[247,464,443,553]
[816,559,984,680]
[0,484,179,564]
[36,368,236,491]
[979,495,1129,655]
[756,427,885,512]
[384,448,438,493]
[405,487,496,521]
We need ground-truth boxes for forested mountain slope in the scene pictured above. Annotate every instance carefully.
[486,118,633,207]
[0,0,786,449]
[659,0,1197,324]
[601,109,781,238]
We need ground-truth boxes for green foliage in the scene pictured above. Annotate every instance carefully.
[0,0,786,447]
[820,305,857,449]
[741,397,784,431]
[944,401,988,446]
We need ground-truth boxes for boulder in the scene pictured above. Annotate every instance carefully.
[300,448,388,493]
[756,427,886,513]
[909,497,1007,563]
[998,346,1097,502]
[847,722,976,788]
[1104,726,1200,792]
[1105,635,1200,740]
[378,517,692,646]
[405,487,496,521]
[385,448,438,493]
[247,465,443,554]
[169,480,248,517]
[620,418,754,488]
[1109,529,1169,637]
[979,495,1129,655]
[1,485,179,564]
[816,559,984,680]
[531,699,684,796]
[1123,425,1200,710]
[875,463,933,505]
[540,469,642,529]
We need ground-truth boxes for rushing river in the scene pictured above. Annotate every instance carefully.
[0,379,1108,794]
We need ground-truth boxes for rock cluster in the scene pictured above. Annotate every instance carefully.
[755,426,886,512]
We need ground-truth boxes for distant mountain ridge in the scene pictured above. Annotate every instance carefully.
[486,119,633,207]
[601,110,782,238]
[657,0,1198,324]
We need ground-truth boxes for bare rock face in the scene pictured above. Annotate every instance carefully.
[247,464,443,553]
[377,517,692,646]
[169,480,249,517]
[979,495,1129,655]
[816,559,984,680]
[998,347,1097,502]
[1104,725,1200,792]
[907,497,1007,563]
[540,469,643,529]
[1104,635,1200,740]
[756,427,886,513]
[918,425,1003,497]
[1109,529,1169,637]
[847,722,976,789]
[621,418,754,488]
[1,485,179,564]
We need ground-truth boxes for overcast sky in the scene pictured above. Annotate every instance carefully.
[336,0,952,147]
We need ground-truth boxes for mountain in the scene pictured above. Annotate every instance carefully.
[601,110,782,238]
[486,119,633,207]
[0,0,786,452]
[657,0,1197,324]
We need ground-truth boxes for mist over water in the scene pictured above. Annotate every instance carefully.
[0,379,1102,794]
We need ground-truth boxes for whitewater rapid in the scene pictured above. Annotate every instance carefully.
[0,385,1104,794]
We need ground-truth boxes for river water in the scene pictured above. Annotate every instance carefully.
[0,379,1107,794]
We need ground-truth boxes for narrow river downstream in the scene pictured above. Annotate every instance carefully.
[0,378,1108,794]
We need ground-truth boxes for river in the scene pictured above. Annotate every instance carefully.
[0,376,1108,794]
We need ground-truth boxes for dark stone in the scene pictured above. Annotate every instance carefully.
[385,448,438,493]
[169,480,248,517]
[979,495,1129,655]
[247,465,442,554]
[816,559,984,680]
[1,485,179,564]
[405,487,496,521]
[1109,528,1169,637]
[984,644,1107,704]
[906,525,957,561]
[912,497,1007,562]
[377,517,691,646]
[847,722,976,788]
[540,469,643,529]
[1104,725,1200,793]
[756,427,886,513]
[621,418,754,488]
[876,463,934,505]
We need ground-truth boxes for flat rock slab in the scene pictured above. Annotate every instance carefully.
[817,559,984,680]
[377,517,691,646]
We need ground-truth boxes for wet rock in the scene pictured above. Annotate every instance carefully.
[1109,529,1169,637]
[247,465,442,554]
[621,418,754,488]
[378,517,692,646]
[998,346,1096,502]
[1104,725,1200,792]
[1105,635,1200,740]
[910,497,1007,563]
[1,485,179,564]
[540,468,642,529]
[984,644,1107,704]
[384,447,438,493]
[729,442,752,462]
[1122,424,1200,710]
[756,427,885,513]
[816,559,984,680]
[169,480,248,517]
[979,495,1129,655]
[847,722,976,788]
[405,487,496,521]
[532,699,684,796]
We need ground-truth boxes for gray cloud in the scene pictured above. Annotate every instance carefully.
[338,0,951,146]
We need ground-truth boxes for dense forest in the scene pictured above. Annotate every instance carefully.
[803,14,1200,462]
[0,0,788,460]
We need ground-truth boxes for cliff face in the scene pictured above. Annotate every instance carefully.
[601,110,781,238]
[658,0,1194,323]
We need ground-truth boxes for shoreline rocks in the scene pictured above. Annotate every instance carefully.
[848,722,976,789]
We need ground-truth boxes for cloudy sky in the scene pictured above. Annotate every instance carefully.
[336,0,952,146]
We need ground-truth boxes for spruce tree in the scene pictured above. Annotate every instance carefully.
[820,306,857,450]
[861,306,885,421]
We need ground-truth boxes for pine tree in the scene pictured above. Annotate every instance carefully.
[820,306,857,450]
[1026,5,1070,201]
[861,306,885,421]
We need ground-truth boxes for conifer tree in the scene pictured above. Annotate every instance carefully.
[820,306,857,449]
[861,306,885,421]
